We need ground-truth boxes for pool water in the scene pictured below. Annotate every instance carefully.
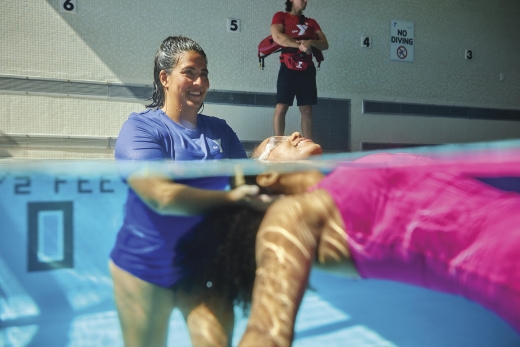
[0,157,519,346]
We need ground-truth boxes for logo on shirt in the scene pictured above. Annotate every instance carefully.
[296,24,308,36]
[212,139,223,153]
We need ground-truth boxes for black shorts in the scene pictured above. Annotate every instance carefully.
[276,63,317,106]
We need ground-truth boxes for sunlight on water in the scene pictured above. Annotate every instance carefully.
[0,258,39,321]
[0,325,38,347]
[1,139,520,346]
[295,325,398,347]
[67,311,121,347]
[295,291,351,332]
[57,271,114,312]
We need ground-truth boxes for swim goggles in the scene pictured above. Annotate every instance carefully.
[257,136,289,160]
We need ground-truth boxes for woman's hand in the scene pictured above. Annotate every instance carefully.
[228,185,276,211]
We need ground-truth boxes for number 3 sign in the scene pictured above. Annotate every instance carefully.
[60,0,77,13]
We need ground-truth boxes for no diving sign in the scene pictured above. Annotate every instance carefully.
[390,20,414,62]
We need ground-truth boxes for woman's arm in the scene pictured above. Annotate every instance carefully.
[128,174,259,216]
[225,123,248,159]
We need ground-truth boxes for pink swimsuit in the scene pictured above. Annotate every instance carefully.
[314,151,520,333]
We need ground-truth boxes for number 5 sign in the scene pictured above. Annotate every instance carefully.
[227,18,241,33]
[60,0,77,13]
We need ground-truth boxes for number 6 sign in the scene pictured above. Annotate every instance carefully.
[60,0,77,13]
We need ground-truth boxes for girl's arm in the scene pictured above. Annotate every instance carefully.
[239,189,350,346]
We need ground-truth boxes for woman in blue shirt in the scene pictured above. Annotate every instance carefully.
[109,36,259,347]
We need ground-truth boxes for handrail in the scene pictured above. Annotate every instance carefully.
[0,133,117,150]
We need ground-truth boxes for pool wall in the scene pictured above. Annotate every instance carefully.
[2,0,520,160]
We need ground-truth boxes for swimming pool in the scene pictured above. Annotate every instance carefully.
[1,148,519,346]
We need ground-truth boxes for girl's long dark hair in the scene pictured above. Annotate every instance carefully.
[147,36,208,109]
[174,204,264,311]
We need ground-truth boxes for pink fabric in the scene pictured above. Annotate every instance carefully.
[314,151,520,333]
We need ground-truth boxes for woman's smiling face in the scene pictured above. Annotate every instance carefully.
[162,50,209,112]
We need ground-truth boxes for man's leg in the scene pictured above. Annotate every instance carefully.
[273,103,290,136]
[299,105,313,139]
[295,64,316,140]
[109,260,175,347]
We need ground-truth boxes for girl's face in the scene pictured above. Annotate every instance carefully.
[254,132,322,161]
[161,51,209,113]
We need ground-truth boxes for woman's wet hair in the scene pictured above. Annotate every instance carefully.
[147,36,208,109]
[173,176,268,310]
[285,0,292,12]
[173,204,264,311]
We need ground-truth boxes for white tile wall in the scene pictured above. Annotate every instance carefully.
[1,0,519,158]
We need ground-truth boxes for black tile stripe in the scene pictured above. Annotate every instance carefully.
[364,100,520,121]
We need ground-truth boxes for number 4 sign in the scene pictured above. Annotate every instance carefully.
[60,0,77,13]
[361,36,372,48]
